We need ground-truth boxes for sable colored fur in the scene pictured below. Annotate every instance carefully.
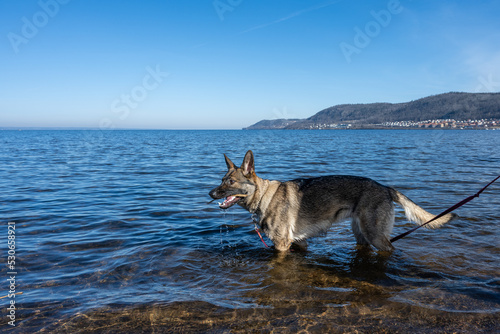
[209,150,457,252]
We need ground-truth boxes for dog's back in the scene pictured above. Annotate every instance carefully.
[210,151,457,252]
[278,176,396,251]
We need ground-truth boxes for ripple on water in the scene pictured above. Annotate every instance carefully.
[1,129,499,332]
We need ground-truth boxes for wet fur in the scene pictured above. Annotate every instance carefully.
[209,150,457,252]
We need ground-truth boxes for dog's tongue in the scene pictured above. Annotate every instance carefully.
[219,196,241,209]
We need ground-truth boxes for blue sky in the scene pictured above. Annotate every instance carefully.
[1,0,499,129]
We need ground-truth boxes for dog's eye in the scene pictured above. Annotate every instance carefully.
[228,179,236,185]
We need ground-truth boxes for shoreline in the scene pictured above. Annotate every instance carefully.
[243,126,500,130]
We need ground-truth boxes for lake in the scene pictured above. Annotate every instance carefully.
[1,129,499,333]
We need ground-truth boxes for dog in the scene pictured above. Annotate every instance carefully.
[209,150,457,252]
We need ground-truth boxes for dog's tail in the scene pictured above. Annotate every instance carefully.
[390,188,458,228]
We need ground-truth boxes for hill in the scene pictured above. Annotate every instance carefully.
[245,119,301,130]
[244,92,500,130]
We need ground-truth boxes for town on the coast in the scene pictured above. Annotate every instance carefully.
[370,119,500,130]
[245,92,500,130]
[380,118,499,129]
[296,118,500,130]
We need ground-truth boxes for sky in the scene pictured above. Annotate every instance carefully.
[1,0,500,129]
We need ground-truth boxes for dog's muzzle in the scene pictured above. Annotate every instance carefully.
[208,187,223,200]
[209,187,245,209]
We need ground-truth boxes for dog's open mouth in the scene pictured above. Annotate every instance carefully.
[219,195,245,209]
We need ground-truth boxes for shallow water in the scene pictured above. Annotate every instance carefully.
[1,129,499,333]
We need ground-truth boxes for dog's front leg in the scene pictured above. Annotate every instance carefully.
[270,227,294,252]
[273,238,292,252]
[273,239,308,252]
[292,239,308,251]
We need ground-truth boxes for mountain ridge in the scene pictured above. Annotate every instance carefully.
[244,92,500,130]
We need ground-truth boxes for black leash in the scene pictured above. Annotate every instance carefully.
[391,175,500,243]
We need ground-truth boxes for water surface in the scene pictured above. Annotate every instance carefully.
[0,129,499,332]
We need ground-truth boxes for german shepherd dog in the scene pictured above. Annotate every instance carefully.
[209,150,457,252]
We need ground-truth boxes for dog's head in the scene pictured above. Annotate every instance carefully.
[209,150,257,209]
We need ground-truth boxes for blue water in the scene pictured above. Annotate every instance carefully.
[1,129,499,332]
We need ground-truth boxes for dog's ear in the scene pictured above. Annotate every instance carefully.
[241,150,255,176]
[224,154,236,170]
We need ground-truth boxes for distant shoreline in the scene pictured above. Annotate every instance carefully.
[1,127,499,131]
[244,126,500,131]
[245,92,500,130]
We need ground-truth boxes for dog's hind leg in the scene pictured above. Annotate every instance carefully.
[351,217,370,246]
[356,203,396,252]
[367,234,394,252]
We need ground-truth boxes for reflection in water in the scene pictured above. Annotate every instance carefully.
[28,248,499,333]
[1,130,499,332]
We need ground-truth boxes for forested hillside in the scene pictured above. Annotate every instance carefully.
[245,92,500,129]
